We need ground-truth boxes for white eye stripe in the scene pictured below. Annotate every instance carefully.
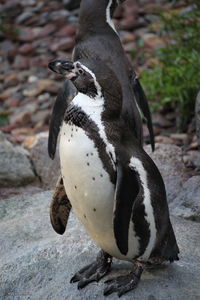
[75,62,102,98]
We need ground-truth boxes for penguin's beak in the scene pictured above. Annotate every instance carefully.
[48,60,76,79]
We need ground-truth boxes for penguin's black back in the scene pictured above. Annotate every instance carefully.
[74,3,143,145]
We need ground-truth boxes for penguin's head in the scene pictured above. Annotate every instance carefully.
[78,0,126,33]
[49,58,122,116]
[49,59,101,98]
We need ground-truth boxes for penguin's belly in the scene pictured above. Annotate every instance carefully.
[60,123,125,259]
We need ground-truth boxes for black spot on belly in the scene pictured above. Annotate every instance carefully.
[68,139,70,142]
[93,208,96,212]
[91,153,93,156]
[84,214,86,219]
[92,177,95,181]
[86,153,89,157]
[74,185,77,189]
[100,174,103,177]
[87,162,90,166]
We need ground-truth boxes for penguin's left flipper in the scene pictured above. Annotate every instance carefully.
[48,80,77,159]
[50,176,72,235]
[131,75,155,152]
[70,250,112,289]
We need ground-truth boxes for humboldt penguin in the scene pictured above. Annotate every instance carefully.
[48,0,154,160]
[48,58,179,297]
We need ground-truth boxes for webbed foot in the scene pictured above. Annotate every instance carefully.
[104,261,144,297]
[70,250,112,289]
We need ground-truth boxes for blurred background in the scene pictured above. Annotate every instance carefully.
[1,2,200,298]
[0,0,200,194]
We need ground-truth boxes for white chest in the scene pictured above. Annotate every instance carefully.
[60,121,123,255]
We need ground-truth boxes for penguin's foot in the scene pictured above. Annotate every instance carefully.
[70,250,112,289]
[104,261,144,297]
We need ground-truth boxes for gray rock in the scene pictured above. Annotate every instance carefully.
[28,132,60,188]
[144,143,186,203]
[16,11,34,24]
[170,176,200,222]
[195,91,200,145]
[0,191,200,300]
[0,132,36,187]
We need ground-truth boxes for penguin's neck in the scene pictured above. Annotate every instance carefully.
[73,92,104,109]
[78,0,117,34]
[66,92,106,138]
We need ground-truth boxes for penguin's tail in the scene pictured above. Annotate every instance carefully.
[150,221,180,263]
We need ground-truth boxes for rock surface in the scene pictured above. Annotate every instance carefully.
[0,132,36,187]
[25,132,60,188]
[170,176,200,222]
[144,143,186,203]
[0,191,200,300]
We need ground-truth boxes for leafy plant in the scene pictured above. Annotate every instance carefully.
[138,1,200,129]
[0,113,9,127]
[0,13,19,39]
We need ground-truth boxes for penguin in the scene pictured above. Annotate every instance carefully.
[48,58,179,297]
[48,0,154,160]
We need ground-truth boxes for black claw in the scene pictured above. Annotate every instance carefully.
[104,285,116,296]
[77,280,87,289]
[70,274,80,283]
[118,290,125,298]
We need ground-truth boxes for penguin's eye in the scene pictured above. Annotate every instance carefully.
[78,68,84,75]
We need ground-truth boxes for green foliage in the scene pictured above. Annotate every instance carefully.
[140,1,200,129]
[0,13,19,39]
[0,113,9,127]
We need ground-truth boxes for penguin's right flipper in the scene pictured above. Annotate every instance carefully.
[50,176,72,235]
[48,80,77,159]
[131,75,155,152]
[114,149,140,256]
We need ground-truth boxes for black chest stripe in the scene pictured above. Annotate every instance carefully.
[64,105,116,184]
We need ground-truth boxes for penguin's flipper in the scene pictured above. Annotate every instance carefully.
[48,80,77,159]
[131,75,155,152]
[114,149,140,256]
[50,176,72,235]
